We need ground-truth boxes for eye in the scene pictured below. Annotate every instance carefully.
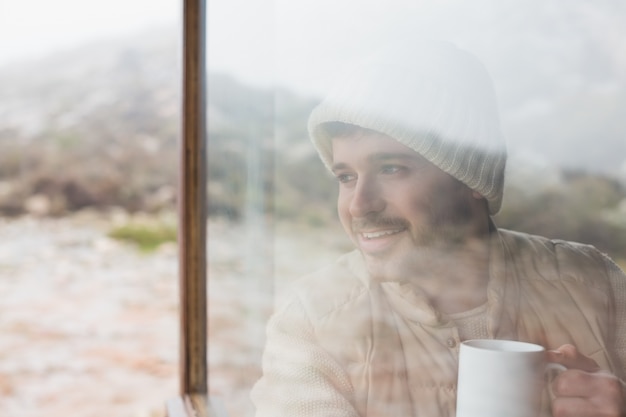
[335,172,356,184]
[380,164,404,175]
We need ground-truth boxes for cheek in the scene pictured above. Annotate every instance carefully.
[397,187,432,218]
[337,195,351,225]
[336,189,346,211]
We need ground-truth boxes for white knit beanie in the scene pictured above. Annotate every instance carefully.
[308,40,507,214]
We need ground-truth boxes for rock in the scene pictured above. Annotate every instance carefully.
[23,194,52,216]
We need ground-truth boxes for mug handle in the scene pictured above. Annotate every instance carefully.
[546,362,567,399]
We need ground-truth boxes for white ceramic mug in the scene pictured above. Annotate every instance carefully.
[456,339,563,417]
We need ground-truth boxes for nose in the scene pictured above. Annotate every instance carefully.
[349,177,385,218]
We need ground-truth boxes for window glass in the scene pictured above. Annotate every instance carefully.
[207,1,625,415]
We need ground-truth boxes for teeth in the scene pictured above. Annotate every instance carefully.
[362,229,402,239]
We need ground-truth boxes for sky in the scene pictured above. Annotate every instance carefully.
[2,1,625,103]
[207,0,481,96]
[0,0,510,97]
[0,0,179,67]
[207,0,625,97]
[0,0,275,90]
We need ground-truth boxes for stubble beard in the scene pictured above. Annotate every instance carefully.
[353,195,481,281]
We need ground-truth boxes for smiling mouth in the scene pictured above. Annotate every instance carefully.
[360,228,405,240]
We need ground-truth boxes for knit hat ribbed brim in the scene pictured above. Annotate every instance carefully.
[308,41,507,214]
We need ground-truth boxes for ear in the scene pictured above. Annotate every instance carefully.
[472,191,484,200]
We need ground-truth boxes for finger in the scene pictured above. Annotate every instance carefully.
[552,392,623,417]
[552,396,595,417]
[551,370,624,414]
[551,369,595,397]
[552,396,593,417]
[546,344,600,372]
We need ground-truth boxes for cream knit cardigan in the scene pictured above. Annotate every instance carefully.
[252,229,626,417]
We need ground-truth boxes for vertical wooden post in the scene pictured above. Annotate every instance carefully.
[169,1,228,415]
[180,0,207,398]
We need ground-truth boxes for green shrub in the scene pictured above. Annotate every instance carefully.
[108,221,177,252]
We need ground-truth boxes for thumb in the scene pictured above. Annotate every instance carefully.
[545,344,600,372]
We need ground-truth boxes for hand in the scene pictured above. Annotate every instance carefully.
[546,344,624,417]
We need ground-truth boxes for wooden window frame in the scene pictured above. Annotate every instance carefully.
[166,0,225,415]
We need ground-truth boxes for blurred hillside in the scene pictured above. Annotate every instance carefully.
[0,27,625,260]
[0,30,180,216]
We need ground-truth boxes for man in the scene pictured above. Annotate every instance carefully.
[251,41,626,416]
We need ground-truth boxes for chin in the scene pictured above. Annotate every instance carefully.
[361,252,412,282]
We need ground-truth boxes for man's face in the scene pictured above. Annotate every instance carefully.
[331,129,485,281]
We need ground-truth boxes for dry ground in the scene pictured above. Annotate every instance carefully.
[0,213,348,417]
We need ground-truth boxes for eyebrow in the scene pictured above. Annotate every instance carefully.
[331,152,417,172]
[371,152,416,162]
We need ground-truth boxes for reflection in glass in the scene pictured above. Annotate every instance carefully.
[206,1,626,416]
